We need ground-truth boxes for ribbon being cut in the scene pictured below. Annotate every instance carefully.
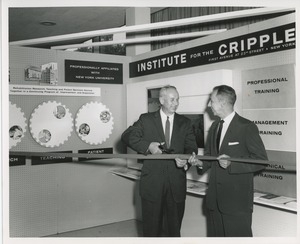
[9,151,296,172]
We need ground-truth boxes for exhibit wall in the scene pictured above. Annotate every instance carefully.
[125,13,296,236]
[242,64,296,197]
[8,46,139,237]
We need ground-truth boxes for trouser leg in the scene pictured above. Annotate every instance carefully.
[222,212,253,237]
[207,208,252,237]
[163,184,185,237]
[141,180,185,237]
[207,208,225,237]
[141,198,163,237]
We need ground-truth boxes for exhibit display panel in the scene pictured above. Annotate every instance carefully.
[8,46,136,237]
[9,47,126,154]
[242,64,296,198]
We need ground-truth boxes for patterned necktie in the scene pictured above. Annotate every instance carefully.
[216,120,224,152]
[165,116,170,148]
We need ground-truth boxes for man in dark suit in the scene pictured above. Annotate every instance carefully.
[177,85,268,237]
[121,85,198,237]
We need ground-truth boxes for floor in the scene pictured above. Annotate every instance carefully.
[47,219,143,237]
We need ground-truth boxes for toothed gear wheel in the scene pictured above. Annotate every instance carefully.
[9,102,27,149]
[29,101,73,147]
[75,101,114,145]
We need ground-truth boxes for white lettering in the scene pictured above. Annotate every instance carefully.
[219,44,227,55]
[260,34,270,47]
[137,53,187,72]
[247,37,257,49]
[286,28,296,42]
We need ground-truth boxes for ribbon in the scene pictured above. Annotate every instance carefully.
[9,151,296,172]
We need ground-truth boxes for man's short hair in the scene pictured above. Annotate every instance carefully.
[159,85,177,98]
[213,85,236,105]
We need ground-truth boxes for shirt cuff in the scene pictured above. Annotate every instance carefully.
[196,165,203,170]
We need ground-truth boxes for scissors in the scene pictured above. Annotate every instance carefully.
[158,143,174,154]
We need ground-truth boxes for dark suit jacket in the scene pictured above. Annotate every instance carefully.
[122,110,198,203]
[201,113,268,214]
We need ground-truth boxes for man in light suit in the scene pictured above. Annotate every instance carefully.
[121,85,198,237]
[177,85,268,237]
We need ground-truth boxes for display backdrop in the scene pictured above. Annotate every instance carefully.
[9,45,130,237]
[9,46,126,159]
[242,64,296,197]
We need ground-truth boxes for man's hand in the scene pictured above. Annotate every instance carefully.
[188,152,203,168]
[217,154,231,169]
[148,142,164,154]
[175,158,187,168]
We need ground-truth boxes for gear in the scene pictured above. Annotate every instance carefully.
[75,101,114,145]
[29,101,73,147]
[9,102,27,149]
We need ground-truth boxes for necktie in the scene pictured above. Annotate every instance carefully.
[165,116,170,148]
[216,120,224,152]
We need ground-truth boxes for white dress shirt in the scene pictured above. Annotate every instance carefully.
[160,109,174,144]
[219,111,236,148]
